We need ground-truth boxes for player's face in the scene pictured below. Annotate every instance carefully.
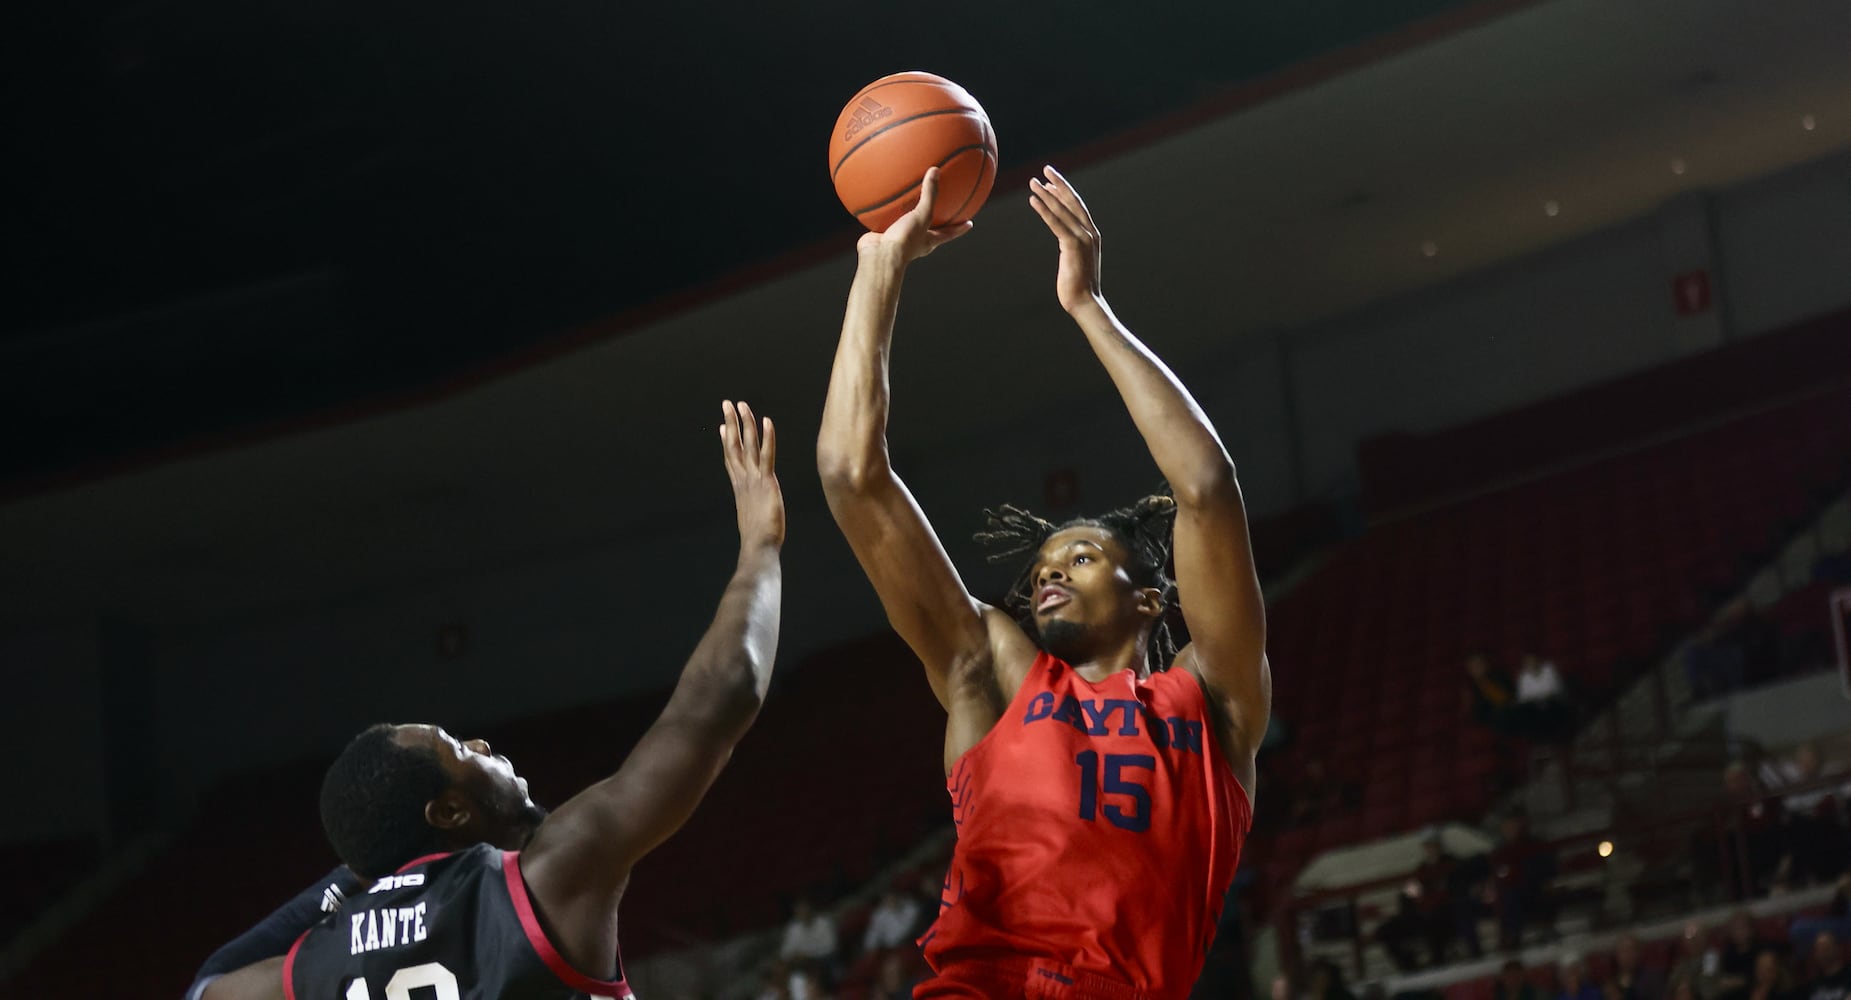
[399,725,546,848]
[1028,526,1155,660]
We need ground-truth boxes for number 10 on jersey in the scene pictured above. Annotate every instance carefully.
[345,963,459,1000]
[343,962,622,1000]
[1075,751,1154,832]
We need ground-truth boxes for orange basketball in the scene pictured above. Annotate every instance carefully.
[829,71,998,233]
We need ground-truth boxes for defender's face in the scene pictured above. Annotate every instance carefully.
[396,724,544,847]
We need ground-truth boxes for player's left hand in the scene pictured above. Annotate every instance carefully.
[1029,165,1104,315]
[719,400,784,549]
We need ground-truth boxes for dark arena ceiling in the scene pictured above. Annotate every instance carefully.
[3,0,1488,486]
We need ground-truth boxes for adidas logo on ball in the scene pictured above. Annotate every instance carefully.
[842,97,892,142]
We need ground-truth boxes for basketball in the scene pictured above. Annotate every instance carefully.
[829,71,998,233]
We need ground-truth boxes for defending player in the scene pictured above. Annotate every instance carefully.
[817,167,1267,998]
[192,400,784,1000]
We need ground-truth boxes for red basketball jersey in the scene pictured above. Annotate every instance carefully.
[920,651,1251,997]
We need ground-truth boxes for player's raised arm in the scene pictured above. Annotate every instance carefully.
[817,170,1032,711]
[518,401,784,975]
[1029,166,1270,772]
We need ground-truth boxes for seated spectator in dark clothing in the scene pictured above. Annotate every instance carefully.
[1607,934,1669,1000]
[1802,933,1851,1000]
[1467,653,1519,730]
[1736,949,1798,1000]
[1379,837,1468,970]
[1376,888,1429,973]
[1668,924,1711,1000]
[1773,743,1851,885]
[1714,911,1779,998]
[1515,653,1575,741]
[1310,959,1358,1000]
[1491,810,1556,948]
[1666,975,1701,1000]
[1409,834,1487,964]
[1498,960,1543,1000]
[1448,850,1493,960]
[1411,837,1456,964]
[872,952,921,1000]
[1722,765,1789,895]
[1794,877,1851,956]
[1560,959,1603,1000]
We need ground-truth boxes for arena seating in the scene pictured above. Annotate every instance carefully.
[1257,380,1851,884]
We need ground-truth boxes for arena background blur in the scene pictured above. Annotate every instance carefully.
[3,1,1850,998]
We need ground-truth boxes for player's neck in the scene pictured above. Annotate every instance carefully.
[1062,642,1149,683]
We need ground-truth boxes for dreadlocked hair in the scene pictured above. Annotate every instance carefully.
[974,491,1180,669]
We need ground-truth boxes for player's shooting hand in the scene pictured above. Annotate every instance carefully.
[1028,165,1104,315]
[720,401,784,549]
[857,166,973,264]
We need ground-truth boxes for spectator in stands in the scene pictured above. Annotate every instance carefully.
[1309,958,1358,1000]
[789,968,830,1000]
[1490,809,1556,949]
[1560,958,1603,1000]
[1409,835,1459,966]
[1669,923,1713,1000]
[1801,932,1851,1000]
[1712,912,1778,999]
[1515,653,1574,740]
[1772,743,1849,885]
[862,888,924,954]
[1668,976,1701,1000]
[755,964,793,1000]
[1737,948,1796,1000]
[1721,765,1788,894]
[1384,837,1480,970]
[1793,876,1851,955]
[1376,886,1429,972]
[779,897,839,964]
[1498,959,1542,1000]
[1608,934,1668,1000]
[873,952,920,1000]
[1467,652,1520,733]
[1402,833,1486,965]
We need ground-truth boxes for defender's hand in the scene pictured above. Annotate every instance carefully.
[720,401,783,549]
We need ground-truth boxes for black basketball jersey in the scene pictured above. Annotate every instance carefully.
[284,844,632,1000]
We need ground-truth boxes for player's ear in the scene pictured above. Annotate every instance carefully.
[1134,586,1165,619]
[424,789,472,832]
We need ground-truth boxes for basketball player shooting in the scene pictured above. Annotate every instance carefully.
[190,401,784,1000]
[817,167,1267,998]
